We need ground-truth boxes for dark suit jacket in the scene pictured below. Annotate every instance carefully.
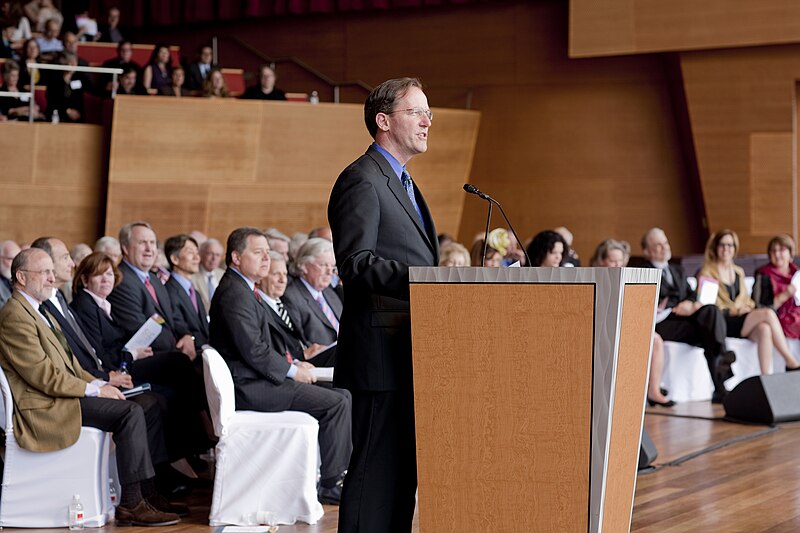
[186,62,214,91]
[107,261,190,356]
[209,270,296,410]
[282,278,342,346]
[165,275,209,352]
[42,290,108,380]
[328,144,438,391]
[70,289,132,371]
[643,260,696,308]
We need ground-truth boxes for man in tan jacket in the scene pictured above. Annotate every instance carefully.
[0,248,180,526]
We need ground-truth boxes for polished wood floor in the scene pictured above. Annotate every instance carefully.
[7,401,800,532]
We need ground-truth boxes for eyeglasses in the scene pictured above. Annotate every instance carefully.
[20,269,55,277]
[387,107,433,121]
[718,243,736,249]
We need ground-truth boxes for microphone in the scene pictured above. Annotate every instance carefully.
[462,183,532,267]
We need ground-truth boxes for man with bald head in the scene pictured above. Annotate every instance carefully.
[192,238,225,312]
[0,240,21,306]
[641,227,734,403]
[0,248,180,525]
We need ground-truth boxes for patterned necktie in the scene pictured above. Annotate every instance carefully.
[275,298,294,331]
[189,285,199,313]
[54,291,103,370]
[207,272,216,300]
[144,276,159,306]
[315,294,339,334]
[401,169,425,227]
[254,287,262,302]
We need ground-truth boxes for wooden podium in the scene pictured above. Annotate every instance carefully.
[408,267,661,532]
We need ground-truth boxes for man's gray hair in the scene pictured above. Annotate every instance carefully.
[118,221,153,248]
[200,238,223,254]
[640,227,665,252]
[268,250,285,263]
[290,238,334,276]
[265,228,291,244]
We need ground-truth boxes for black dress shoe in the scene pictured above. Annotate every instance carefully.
[147,492,190,517]
[647,397,676,408]
[786,365,800,372]
[318,483,342,505]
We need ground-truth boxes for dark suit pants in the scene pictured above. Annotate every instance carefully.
[338,388,417,533]
[655,304,728,387]
[80,397,155,485]
[129,391,169,466]
[236,379,352,481]
[130,351,212,459]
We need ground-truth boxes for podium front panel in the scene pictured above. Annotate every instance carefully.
[409,267,660,533]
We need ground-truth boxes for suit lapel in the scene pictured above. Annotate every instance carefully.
[14,293,78,374]
[301,284,336,333]
[367,147,436,256]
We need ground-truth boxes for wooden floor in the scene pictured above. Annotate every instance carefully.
[7,401,800,532]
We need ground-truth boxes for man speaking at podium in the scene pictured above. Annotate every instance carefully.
[328,78,439,532]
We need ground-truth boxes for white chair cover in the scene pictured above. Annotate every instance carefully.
[661,341,715,402]
[202,348,324,526]
[0,364,114,528]
[725,337,786,389]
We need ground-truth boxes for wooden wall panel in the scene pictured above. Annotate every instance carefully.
[0,122,103,246]
[681,45,800,252]
[570,0,800,58]
[105,97,479,243]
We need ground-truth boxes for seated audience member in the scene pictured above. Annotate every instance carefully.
[191,238,225,311]
[26,0,60,33]
[186,44,213,91]
[143,43,172,93]
[527,230,567,267]
[590,239,630,267]
[309,226,333,241]
[71,242,92,264]
[0,239,21,306]
[208,227,351,503]
[698,229,800,374]
[265,228,291,262]
[202,67,228,98]
[554,226,580,266]
[95,235,122,264]
[257,250,333,366]
[102,40,140,92]
[439,242,471,267]
[17,37,40,89]
[0,248,180,526]
[283,238,342,346]
[754,234,800,339]
[152,243,171,284]
[470,239,502,267]
[35,17,61,59]
[98,7,125,43]
[1,22,17,59]
[158,66,189,97]
[1,0,32,42]
[189,230,208,246]
[45,52,84,122]
[641,227,735,402]
[0,60,45,120]
[241,64,286,101]
[113,65,145,96]
[437,233,455,248]
[288,232,309,263]
[592,237,674,406]
[61,30,88,66]
[163,235,208,353]
[30,238,189,511]
[74,250,212,482]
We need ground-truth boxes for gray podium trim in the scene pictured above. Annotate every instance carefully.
[409,266,661,533]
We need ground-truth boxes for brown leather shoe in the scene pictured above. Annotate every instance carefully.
[116,500,180,527]
[147,491,190,517]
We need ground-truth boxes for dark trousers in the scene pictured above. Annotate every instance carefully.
[130,351,211,459]
[79,397,154,485]
[338,388,417,533]
[128,391,169,466]
[236,379,352,480]
[656,304,728,386]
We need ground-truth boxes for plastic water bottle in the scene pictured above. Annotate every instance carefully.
[51,109,60,124]
[108,478,117,506]
[309,91,319,104]
[118,362,129,375]
[68,494,84,530]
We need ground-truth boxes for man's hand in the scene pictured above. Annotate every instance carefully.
[176,335,196,360]
[132,347,153,359]
[303,343,326,359]
[66,108,81,121]
[293,366,317,384]
[107,371,133,389]
[672,300,700,317]
[98,384,125,400]
[296,361,315,370]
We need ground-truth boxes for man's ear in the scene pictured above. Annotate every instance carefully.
[376,112,390,132]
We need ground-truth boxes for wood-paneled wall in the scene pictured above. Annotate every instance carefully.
[105,96,479,242]
[570,0,800,58]
[0,122,104,247]
[137,0,705,261]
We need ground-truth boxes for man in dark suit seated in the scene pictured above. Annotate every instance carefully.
[241,64,287,101]
[186,45,214,92]
[256,250,334,367]
[0,248,180,526]
[101,41,141,94]
[641,227,735,403]
[282,238,342,347]
[328,77,439,533]
[209,227,351,504]
[163,234,208,355]
[31,236,189,514]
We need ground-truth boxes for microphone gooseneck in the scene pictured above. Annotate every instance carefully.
[462,183,532,266]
